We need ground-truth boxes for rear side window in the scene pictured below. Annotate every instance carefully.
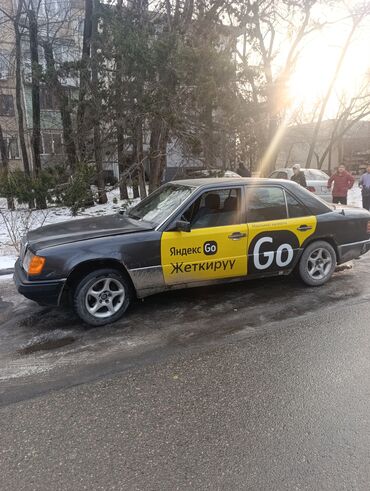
[286,192,311,218]
[246,187,287,222]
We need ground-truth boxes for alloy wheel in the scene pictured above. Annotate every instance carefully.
[307,247,333,280]
[85,277,125,318]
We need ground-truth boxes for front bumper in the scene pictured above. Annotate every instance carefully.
[13,259,66,306]
[337,238,370,264]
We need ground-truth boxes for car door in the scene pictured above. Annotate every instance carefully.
[245,186,317,276]
[161,187,248,285]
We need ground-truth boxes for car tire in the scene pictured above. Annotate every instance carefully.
[298,241,336,287]
[73,268,132,326]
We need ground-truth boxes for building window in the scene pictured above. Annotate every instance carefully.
[0,52,11,79]
[0,94,15,116]
[40,87,59,110]
[2,136,20,159]
[42,133,63,154]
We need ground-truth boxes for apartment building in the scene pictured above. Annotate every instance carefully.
[0,0,83,172]
[0,0,20,169]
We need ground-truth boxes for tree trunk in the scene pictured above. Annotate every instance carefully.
[28,7,46,209]
[91,0,107,204]
[149,118,168,193]
[202,102,214,168]
[118,129,129,200]
[43,42,78,173]
[77,0,93,162]
[14,23,31,180]
[115,0,129,200]
[136,120,147,198]
[0,125,15,210]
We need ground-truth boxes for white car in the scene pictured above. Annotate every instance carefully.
[269,168,332,202]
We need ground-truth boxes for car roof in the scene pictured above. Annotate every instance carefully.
[273,168,327,173]
[169,177,288,187]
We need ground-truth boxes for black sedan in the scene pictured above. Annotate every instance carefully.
[14,178,370,326]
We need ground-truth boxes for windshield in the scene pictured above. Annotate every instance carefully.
[125,184,194,226]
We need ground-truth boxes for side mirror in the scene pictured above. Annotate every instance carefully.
[175,220,191,233]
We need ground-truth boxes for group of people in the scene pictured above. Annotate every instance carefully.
[291,163,370,211]
[236,160,370,211]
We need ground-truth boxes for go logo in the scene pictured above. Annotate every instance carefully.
[253,237,293,270]
[204,240,218,256]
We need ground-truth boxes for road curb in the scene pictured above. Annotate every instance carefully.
[0,269,14,277]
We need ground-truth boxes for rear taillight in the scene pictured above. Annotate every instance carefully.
[367,221,370,234]
[307,186,316,192]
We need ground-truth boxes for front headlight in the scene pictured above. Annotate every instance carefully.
[23,251,46,275]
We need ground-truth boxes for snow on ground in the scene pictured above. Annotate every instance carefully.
[0,181,365,271]
[0,256,17,270]
[0,187,138,269]
[347,185,362,208]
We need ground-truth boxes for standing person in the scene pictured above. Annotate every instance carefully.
[359,163,370,210]
[290,164,307,188]
[236,162,251,177]
[327,164,354,205]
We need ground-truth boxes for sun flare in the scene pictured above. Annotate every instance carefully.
[288,23,370,119]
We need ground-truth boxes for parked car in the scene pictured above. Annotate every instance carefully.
[14,178,370,326]
[269,168,332,201]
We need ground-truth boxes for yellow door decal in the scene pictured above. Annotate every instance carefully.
[246,216,317,275]
[161,224,248,285]
[161,217,317,285]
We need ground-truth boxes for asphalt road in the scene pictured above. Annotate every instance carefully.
[0,255,370,489]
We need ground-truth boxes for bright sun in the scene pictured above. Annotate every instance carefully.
[287,17,370,119]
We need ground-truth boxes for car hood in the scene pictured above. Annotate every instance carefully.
[27,214,153,251]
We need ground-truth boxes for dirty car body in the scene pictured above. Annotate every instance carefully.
[14,178,370,326]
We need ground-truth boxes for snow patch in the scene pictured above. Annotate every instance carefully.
[0,256,17,270]
[0,188,139,263]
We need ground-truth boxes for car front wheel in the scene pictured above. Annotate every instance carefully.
[298,241,336,286]
[73,268,132,326]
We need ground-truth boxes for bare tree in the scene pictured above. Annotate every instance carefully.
[305,7,369,167]
[234,0,319,175]
[27,2,42,178]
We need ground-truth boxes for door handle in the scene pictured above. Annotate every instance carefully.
[228,232,247,240]
[297,225,312,231]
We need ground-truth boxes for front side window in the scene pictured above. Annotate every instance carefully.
[246,186,287,222]
[182,188,241,229]
[126,184,194,227]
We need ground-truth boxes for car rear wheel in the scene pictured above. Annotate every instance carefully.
[298,241,336,286]
[73,268,132,326]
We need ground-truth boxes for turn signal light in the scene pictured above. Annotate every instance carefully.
[367,221,370,234]
[28,255,46,275]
